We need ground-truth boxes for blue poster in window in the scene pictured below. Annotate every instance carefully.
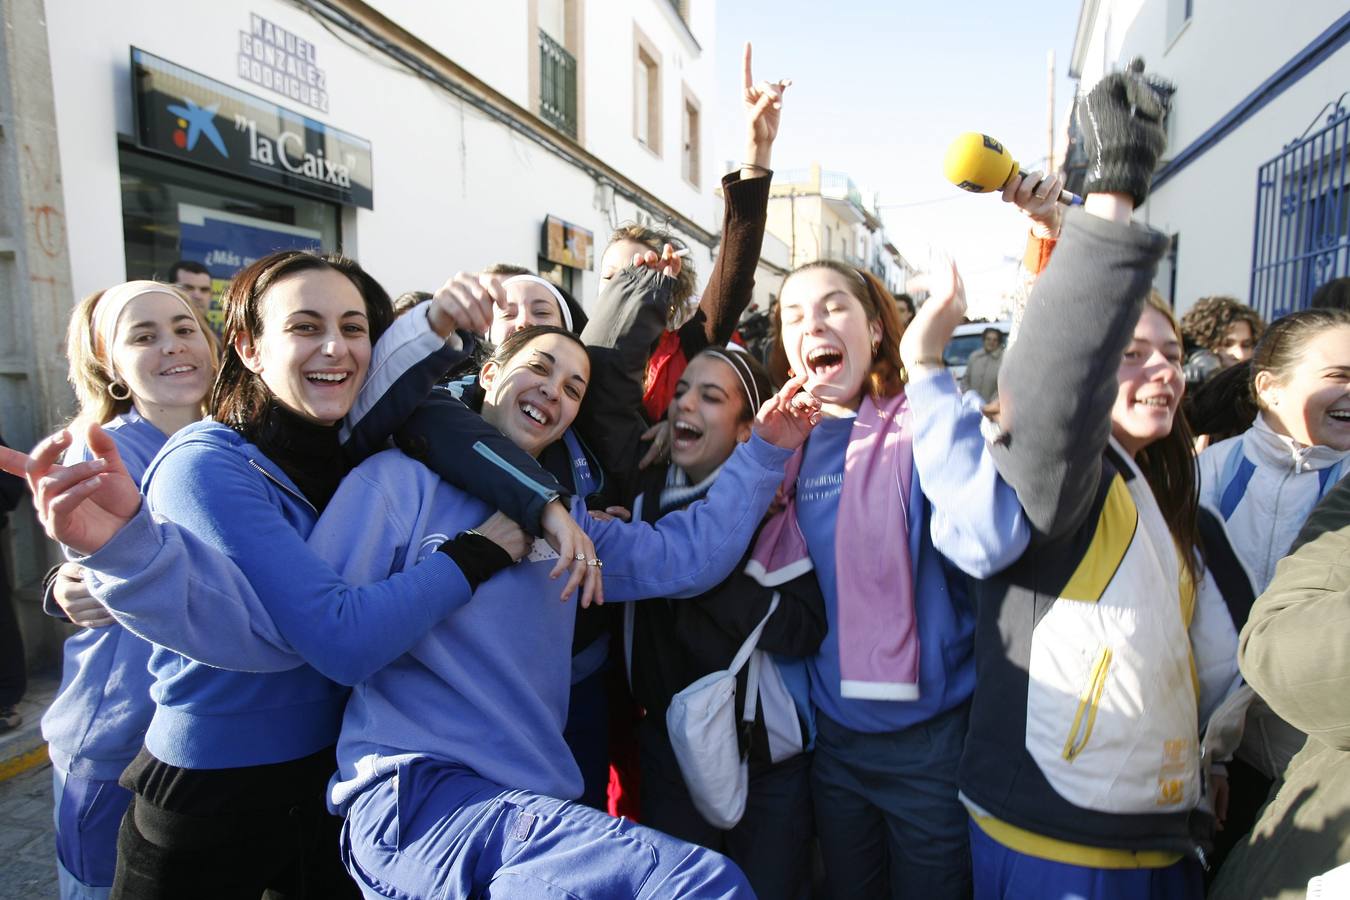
[178,203,322,333]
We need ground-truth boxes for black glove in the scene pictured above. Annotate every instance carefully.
[1075,58,1173,207]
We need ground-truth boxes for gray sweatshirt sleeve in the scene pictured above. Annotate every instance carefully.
[988,209,1168,544]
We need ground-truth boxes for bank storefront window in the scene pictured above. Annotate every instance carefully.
[121,149,339,332]
[124,47,372,332]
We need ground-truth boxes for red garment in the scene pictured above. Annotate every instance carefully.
[641,330,688,423]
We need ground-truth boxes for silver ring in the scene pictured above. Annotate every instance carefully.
[573,553,586,561]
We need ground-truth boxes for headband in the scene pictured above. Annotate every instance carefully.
[502,274,573,333]
[701,344,763,412]
[92,280,200,377]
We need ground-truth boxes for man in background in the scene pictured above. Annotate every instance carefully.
[169,259,213,317]
[961,327,1005,402]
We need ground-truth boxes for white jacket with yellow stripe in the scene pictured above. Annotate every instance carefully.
[924,210,1252,866]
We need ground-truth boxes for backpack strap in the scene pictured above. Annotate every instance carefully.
[1218,442,1256,521]
[728,593,780,679]
[1197,507,1257,633]
[733,594,779,724]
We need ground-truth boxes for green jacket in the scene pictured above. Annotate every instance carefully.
[1211,476,1350,899]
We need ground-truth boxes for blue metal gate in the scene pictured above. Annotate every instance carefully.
[1250,96,1350,322]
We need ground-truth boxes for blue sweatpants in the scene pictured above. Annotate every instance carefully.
[52,765,133,899]
[969,818,1204,900]
[811,702,972,899]
[340,758,753,899]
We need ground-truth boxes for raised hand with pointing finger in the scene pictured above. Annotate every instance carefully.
[742,42,791,173]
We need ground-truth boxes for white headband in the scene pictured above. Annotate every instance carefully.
[502,274,573,333]
[703,343,763,412]
[93,280,200,378]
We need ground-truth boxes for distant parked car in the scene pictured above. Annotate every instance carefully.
[944,321,1011,385]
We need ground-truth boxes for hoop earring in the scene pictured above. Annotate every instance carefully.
[107,381,131,401]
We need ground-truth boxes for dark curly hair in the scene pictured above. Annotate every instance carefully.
[1179,296,1264,356]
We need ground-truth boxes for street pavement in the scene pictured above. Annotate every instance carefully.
[0,673,61,899]
[0,758,56,898]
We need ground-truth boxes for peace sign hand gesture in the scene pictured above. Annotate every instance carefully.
[742,42,791,170]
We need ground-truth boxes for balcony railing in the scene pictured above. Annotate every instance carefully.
[539,30,577,139]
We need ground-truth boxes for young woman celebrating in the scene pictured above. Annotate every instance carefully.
[628,345,827,899]
[4,251,596,897]
[41,281,216,899]
[1195,307,1350,815]
[762,253,1024,896]
[903,64,1250,899]
[311,326,816,898]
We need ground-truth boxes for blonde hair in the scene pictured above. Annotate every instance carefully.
[608,223,697,307]
[66,284,220,425]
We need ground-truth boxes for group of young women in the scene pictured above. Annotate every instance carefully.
[5,51,1350,900]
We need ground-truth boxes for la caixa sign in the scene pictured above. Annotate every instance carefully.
[131,48,373,209]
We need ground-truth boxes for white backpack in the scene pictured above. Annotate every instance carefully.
[664,594,779,830]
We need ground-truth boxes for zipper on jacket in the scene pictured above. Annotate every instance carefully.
[1062,647,1112,762]
[1263,468,1294,583]
[248,459,318,515]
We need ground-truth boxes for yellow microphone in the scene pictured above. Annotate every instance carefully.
[943,132,1082,205]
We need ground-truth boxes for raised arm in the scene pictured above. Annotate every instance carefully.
[87,438,475,685]
[342,296,481,463]
[577,266,676,502]
[987,64,1172,541]
[682,43,786,352]
[585,434,790,601]
[900,258,1031,576]
[586,377,818,601]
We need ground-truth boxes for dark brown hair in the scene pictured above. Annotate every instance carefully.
[1250,306,1350,410]
[488,324,587,370]
[1311,277,1350,311]
[692,347,777,422]
[210,251,394,429]
[1134,293,1203,586]
[1184,359,1257,443]
[768,260,906,400]
[1179,296,1264,355]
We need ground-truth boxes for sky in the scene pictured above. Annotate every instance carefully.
[714,0,1086,316]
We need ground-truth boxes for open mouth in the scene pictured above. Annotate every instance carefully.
[160,365,197,377]
[1329,409,1350,423]
[519,401,553,428]
[1134,395,1172,410]
[305,372,350,386]
[672,420,703,450]
[806,346,845,378]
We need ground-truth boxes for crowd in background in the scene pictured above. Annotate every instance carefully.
[2,49,1350,900]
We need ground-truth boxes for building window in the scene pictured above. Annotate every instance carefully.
[682,89,701,187]
[539,29,577,138]
[1250,104,1350,321]
[1166,0,1193,43]
[634,28,662,154]
[119,147,339,335]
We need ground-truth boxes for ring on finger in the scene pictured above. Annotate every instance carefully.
[573,553,586,561]
[586,558,604,568]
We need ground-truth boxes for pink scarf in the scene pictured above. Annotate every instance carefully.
[746,392,919,700]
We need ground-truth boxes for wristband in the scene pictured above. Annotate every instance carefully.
[437,529,516,591]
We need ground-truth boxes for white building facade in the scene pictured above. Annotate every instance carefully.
[45,0,720,310]
[1069,0,1350,319]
